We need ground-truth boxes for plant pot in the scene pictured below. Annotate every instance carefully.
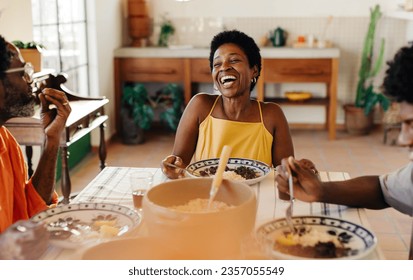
[120,107,145,144]
[19,48,42,72]
[343,104,374,135]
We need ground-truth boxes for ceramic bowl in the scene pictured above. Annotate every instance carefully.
[142,178,257,259]
[256,215,377,260]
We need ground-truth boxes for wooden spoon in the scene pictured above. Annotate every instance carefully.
[208,145,232,209]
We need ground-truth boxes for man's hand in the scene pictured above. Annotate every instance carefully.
[38,88,71,140]
[275,157,322,202]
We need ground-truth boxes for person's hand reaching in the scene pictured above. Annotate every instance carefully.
[161,155,185,179]
[275,157,322,202]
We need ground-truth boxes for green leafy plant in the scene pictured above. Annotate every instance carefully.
[122,83,154,130]
[158,15,175,47]
[155,83,184,131]
[12,40,45,50]
[355,4,390,115]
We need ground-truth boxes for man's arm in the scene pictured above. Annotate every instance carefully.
[31,89,71,204]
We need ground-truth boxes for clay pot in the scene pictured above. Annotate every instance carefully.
[128,0,148,16]
[343,104,374,135]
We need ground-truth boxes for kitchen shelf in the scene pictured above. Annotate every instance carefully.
[114,48,339,139]
[265,97,329,106]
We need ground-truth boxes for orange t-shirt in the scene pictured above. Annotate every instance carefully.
[0,126,57,233]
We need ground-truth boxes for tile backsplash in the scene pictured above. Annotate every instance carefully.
[124,16,408,124]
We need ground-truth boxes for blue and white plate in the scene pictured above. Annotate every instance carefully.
[256,216,377,260]
[32,203,142,249]
[186,157,271,185]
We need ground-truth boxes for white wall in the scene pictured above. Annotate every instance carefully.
[0,0,33,41]
[150,0,401,18]
[0,0,410,142]
[87,0,124,145]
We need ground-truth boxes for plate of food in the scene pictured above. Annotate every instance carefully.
[186,157,271,185]
[31,203,142,249]
[256,216,377,259]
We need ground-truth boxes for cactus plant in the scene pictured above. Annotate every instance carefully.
[354,4,390,115]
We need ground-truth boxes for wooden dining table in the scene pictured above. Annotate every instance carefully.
[41,166,385,260]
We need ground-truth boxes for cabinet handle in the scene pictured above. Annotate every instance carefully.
[280,68,324,75]
[130,67,176,75]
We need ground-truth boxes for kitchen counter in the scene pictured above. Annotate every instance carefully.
[114,46,340,59]
[114,47,339,139]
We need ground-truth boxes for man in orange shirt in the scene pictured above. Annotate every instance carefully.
[0,35,71,259]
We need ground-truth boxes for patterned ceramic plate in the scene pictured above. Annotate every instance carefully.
[256,216,377,260]
[186,158,271,185]
[32,203,142,249]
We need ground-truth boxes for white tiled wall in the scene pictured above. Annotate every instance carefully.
[130,16,409,124]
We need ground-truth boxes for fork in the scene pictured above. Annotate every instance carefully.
[285,170,297,234]
[163,162,201,177]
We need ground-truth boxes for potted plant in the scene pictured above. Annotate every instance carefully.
[120,83,154,144]
[12,40,45,72]
[157,14,175,47]
[155,83,184,131]
[343,5,390,135]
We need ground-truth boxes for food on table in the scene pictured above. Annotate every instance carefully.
[170,198,234,212]
[47,214,121,242]
[199,165,258,180]
[273,226,354,258]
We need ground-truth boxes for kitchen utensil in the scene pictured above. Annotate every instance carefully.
[285,160,296,234]
[208,145,232,208]
[163,161,201,177]
[270,27,287,47]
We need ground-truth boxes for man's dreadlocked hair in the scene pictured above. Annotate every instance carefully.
[0,35,12,80]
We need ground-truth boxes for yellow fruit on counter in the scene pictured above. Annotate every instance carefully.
[285,91,312,101]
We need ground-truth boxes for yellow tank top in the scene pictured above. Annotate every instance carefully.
[195,95,273,166]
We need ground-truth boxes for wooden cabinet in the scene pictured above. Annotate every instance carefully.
[114,50,338,139]
[256,58,339,140]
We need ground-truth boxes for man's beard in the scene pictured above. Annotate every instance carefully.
[1,79,35,118]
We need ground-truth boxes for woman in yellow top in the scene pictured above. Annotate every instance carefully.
[162,30,294,179]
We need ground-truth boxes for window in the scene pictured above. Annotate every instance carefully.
[31,0,89,96]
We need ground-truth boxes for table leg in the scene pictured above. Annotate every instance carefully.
[25,146,34,178]
[60,147,71,204]
[99,123,107,170]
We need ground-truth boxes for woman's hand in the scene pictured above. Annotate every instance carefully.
[161,155,185,179]
[0,220,50,260]
[275,157,322,202]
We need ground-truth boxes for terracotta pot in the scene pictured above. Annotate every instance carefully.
[142,178,257,259]
[343,104,374,135]
[128,0,148,17]
[128,17,151,46]
[19,49,42,72]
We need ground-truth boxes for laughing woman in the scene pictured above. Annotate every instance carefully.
[162,30,294,179]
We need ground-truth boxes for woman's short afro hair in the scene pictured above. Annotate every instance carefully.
[209,29,261,80]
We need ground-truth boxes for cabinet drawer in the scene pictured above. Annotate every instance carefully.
[120,58,184,82]
[263,59,332,83]
[190,58,211,82]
